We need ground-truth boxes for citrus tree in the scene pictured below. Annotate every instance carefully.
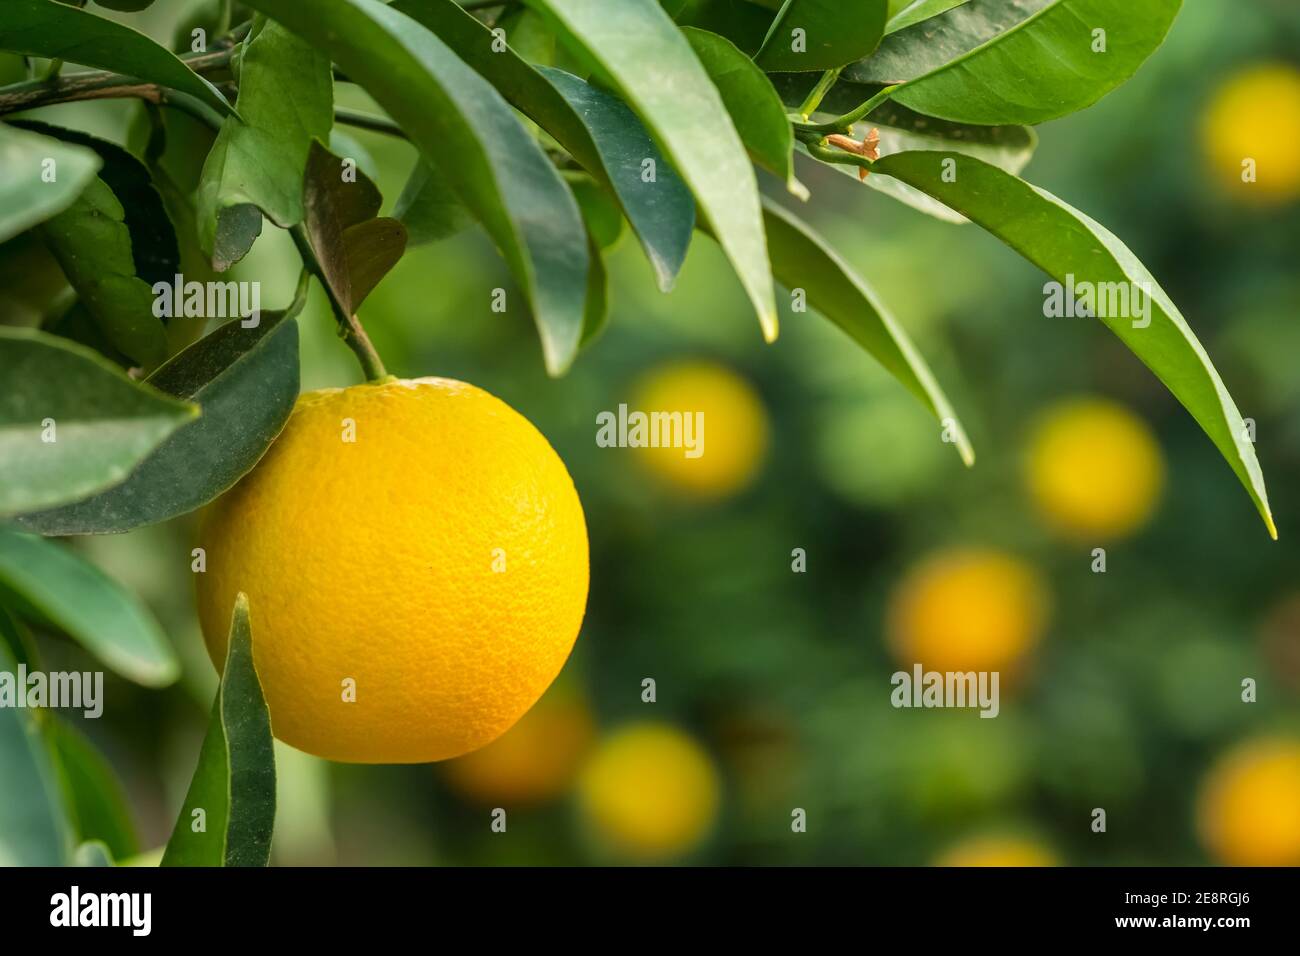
[0,0,1274,867]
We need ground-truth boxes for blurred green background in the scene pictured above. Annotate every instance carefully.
[8,0,1300,866]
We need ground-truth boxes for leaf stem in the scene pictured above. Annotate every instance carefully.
[289,225,389,382]
[797,84,901,135]
[334,107,408,139]
[797,67,842,120]
[805,139,876,174]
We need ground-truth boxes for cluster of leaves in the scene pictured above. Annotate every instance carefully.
[0,0,1276,865]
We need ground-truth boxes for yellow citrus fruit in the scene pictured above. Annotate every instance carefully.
[1198,737,1300,866]
[628,360,768,499]
[1024,397,1164,540]
[887,548,1048,676]
[936,834,1058,867]
[442,683,595,805]
[195,377,589,764]
[578,722,720,860]
[1201,63,1300,203]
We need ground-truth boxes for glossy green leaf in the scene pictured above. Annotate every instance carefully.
[762,198,972,465]
[528,0,777,340]
[16,290,304,535]
[197,17,334,271]
[303,141,407,317]
[38,178,169,367]
[0,328,197,517]
[673,0,775,56]
[50,719,140,861]
[0,122,101,244]
[0,530,180,685]
[162,594,275,867]
[682,27,801,197]
[874,150,1272,535]
[393,160,471,247]
[755,0,889,72]
[392,0,693,291]
[243,0,588,376]
[886,0,970,33]
[0,0,234,117]
[0,638,69,866]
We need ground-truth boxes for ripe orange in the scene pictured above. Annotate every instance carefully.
[1198,737,1300,866]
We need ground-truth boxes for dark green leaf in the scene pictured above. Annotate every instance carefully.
[0,0,234,117]
[566,174,626,250]
[197,17,334,271]
[16,290,304,535]
[761,198,972,465]
[873,150,1272,535]
[673,0,775,56]
[580,233,609,348]
[682,27,802,197]
[244,0,588,375]
[0,328,197,517]
[0,122,101,244]
[755,0,889,72]
[303,140,407,316]
[0,530,180,685]
[885,0,970,34]
[161,593,276,867]
[528,0,777,340]
[0,603,39,671]
[38,177,169,367]
[93,0,156,10]
[393,160,472,246]
[0,638,69,866]
[50,720,140,861]
[392,0,693,292]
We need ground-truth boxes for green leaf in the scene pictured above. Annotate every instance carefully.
[92,0,157,11]
[243,0,588,377]
[0,638,69,866]
[0,122,101,244]
[73,841,116,866]
[13,120,181,290]
[755,0,889,72]
[854,0,1182,125]
[885,0,970,34]
[162,593,275,867]
[528,0,777,340]
[0,530,180,685]
[196,17,334,271]
[761,198,973,465]
[303,141,407,317]
[0,0,234,117]
[38,178,169,367]
[673,0,775,56]
[580,232,609,348]
[0,328,198,517]
[392,0,693,291]
[15,290,304,535]
[393,160,471,247]
[50,719,140,862]
[681,27,802,198]
[873,150,1273,535]
[566,174,626,251]
[0,603,39,671]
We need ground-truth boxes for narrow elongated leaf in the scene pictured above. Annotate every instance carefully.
[50,719,140,862]
[242,0,588,375]
[0,639,69,866]
[196,17,334,271]
[0,328,197,517]
[873,151,1272,535]
[0,0,233,117]
[392,0,693,290]
[755,0,889,72]
[162,594,275,867]
[303,141,407,317]
[761,198,973,465]
[0,530,180,685]
[16,292,303,535]
[528,0,777,340]
[0,122,101,243]
[39,178,169,367]
[886,0,970,34]
[682,27,801,197]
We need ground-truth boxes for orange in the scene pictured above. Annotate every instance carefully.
[1198,737,1300,866]
[1201,63,1300,203]
[195,377,589,764]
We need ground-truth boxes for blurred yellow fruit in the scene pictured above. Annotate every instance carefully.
[1198,737,1300,866]
[628,360,768,499]
[936,834,1058,867]
[1024,397,1164,540]
[1201,63,1300,203]
[888,548,1048,676]
[578,722,720,861]
[442,685,595,805]
[196,378,589,764]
